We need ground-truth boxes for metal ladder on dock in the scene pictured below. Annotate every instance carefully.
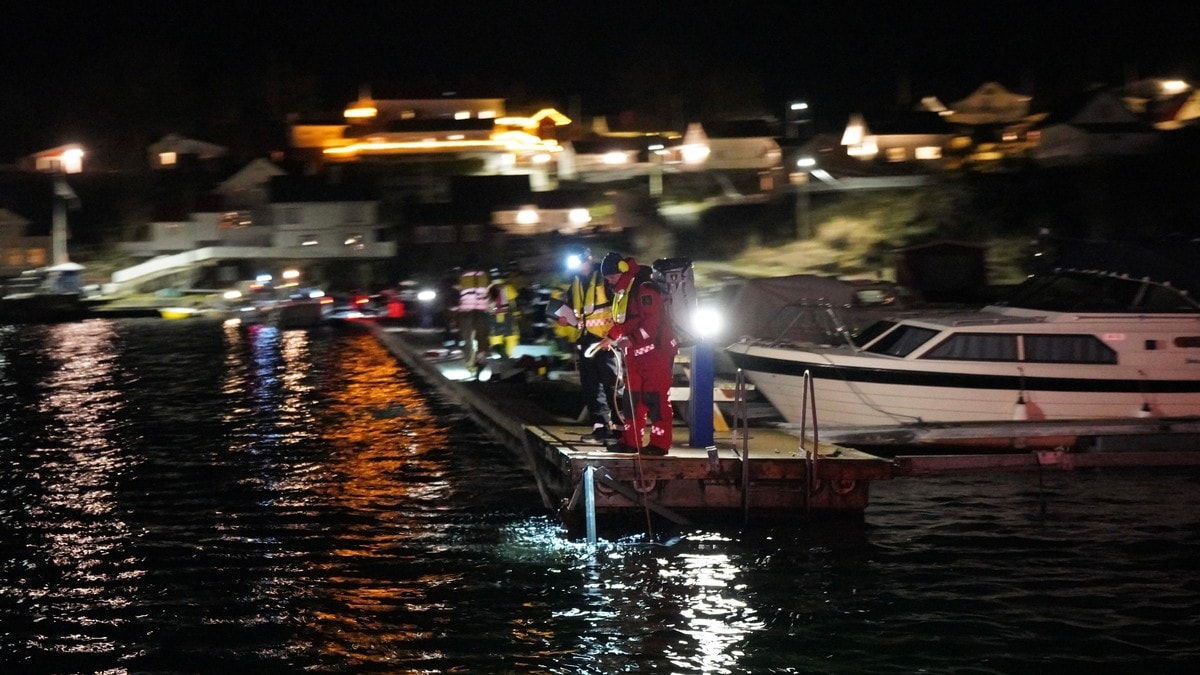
[732,367,820,520]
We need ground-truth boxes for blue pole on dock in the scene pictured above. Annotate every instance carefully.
[689,338,714,448]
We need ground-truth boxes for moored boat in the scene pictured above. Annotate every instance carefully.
[727,254,1200,446]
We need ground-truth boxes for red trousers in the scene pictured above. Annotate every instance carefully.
[618,351,674,450]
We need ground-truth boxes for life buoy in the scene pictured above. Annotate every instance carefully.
[832,479,857,495]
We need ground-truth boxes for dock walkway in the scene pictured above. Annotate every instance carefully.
[370,325,890,525]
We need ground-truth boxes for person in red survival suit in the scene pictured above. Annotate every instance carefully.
[595,252,677,456]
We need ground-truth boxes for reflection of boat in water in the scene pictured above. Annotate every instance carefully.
[727,241,1200,448]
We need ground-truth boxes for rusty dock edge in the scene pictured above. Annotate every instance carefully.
[371,324,890,523]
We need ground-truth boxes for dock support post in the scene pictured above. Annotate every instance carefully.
[689,338,715,448]
[583,465,597,544]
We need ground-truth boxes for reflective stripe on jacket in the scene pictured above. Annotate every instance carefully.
[457,270,491,311]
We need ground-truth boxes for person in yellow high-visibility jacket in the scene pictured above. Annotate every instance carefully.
[552,246,622,442]
[487,271,521,357]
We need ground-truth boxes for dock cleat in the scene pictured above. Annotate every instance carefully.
[604,441,639,454]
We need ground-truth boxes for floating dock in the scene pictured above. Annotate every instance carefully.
[370,325,1200,531]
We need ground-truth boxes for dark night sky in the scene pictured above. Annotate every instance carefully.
[3,1,1200,164]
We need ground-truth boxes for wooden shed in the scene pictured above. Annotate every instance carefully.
[894,239,987,303]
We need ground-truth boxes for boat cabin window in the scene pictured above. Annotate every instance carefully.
[863,324,939,357]
[851,320,897,348]
[923,333,1018,361]
[1023,334,1117,364]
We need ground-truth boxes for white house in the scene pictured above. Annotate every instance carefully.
[147,133,227,169]
[266,174,393,258]
[840,110,956,166]
[681,120,782,171]
[1032,89,1161,166]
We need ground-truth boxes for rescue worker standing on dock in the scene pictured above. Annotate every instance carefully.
[551,245,622,442]
[454,254,492,377]
[487,267,521,358]
[597,252,677,456]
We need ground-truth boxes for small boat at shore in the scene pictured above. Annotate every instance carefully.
[159,306,200,320]
[727,248,1200,447]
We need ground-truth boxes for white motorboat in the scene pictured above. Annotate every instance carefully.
[726,264,1200,445]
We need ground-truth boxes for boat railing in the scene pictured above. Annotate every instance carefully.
[761,301,856,347]
[733,368,752,521]
[797,369,820,515]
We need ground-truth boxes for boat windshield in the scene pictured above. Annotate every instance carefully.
[851,320,896,348]
[1000,271,1200,313]
[861,323,940,357]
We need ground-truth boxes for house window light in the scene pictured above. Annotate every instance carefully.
[568,208,591,226]
[344,106,378,119]
[301,237,319,246]
[478,110,497,119]
[681,143,710,165]
[516,208,540,225]
[159,151,177,166]
[915,146,942,160]
[530,152,552,164]
[1162,79,1189,95]
[454,111,471,120]
[846,136,878,159]
[447,134,465,141]
[602,151,629,165]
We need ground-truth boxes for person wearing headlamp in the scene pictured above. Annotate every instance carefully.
[549,245,621,442]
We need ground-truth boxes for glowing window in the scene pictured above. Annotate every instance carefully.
[915,146,942,160]
[885,147,907,162]
[568,208,591,225]
[159,152,177,166]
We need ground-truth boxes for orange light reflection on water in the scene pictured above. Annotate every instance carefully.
[223,324,457,665]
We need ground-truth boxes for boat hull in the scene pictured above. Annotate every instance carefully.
[727,343,1200,427]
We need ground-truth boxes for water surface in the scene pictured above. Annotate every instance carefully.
[2,318,1197,673]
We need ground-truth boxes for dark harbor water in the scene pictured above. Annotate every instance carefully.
[2,318,1199,673]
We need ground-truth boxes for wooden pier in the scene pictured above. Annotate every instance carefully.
[370,324,1200,531]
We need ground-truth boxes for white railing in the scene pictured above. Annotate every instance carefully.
[109,243,398,288]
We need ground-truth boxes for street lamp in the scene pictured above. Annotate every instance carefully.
[794,156,815,240]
